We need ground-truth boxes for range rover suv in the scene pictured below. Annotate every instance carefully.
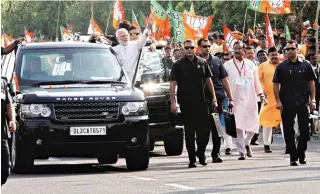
[12,42,149,173]
[137,47,184,156]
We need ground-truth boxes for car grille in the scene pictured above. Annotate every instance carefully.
[53,102,120,120]
[147,98,173,123]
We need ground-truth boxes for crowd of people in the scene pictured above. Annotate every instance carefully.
[1,14,319,187]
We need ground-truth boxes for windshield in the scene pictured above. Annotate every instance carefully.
[16,48,127,86]
[138,49,165,74]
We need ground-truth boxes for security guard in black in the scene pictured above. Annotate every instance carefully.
[1,77,13,186]
[170,41,216,167]
[273,41,316,165]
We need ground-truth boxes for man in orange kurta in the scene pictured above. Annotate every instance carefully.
[258,47,282,153]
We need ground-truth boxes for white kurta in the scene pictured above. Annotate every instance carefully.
[113,28,150,82]
[224,58,263,133]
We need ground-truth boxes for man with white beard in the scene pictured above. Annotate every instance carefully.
[112,14,155,82]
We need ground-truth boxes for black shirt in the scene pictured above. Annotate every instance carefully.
[170,55,212,107]
[273,58,316,106]
[200,54,228,101]
[1,78,12,139]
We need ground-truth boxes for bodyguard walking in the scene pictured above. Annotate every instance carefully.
[170,39,218,168]
[197,38,234,163]
[273,41,316,166]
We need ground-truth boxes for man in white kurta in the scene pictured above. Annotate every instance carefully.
[112,15,154,82]
[224,41,266,160]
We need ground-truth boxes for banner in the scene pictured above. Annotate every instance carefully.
[247,0,292,14]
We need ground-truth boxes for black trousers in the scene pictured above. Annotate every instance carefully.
[1,139,10,186]
[251,101,262,143]
[181,104,210,163]
[210,100,223,158]
[281,105,310,161]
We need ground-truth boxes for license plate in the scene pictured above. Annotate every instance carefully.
[70,126,107,136]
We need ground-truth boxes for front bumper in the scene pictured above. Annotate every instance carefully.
[18,116,149,157]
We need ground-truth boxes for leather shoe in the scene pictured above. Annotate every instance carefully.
[299,158,307,164]
[212,156,223,163]
[250,142,259,146]
[188,162,197,168]
[290,161,298,166]
[198,157,207,166]
[245,145,252,157]
[238,153,246,160]
[264,145,272,153]
[225,148,232,155]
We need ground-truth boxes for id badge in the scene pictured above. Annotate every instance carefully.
[241,77,249,89]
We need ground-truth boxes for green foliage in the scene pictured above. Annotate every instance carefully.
[1,0,319,39]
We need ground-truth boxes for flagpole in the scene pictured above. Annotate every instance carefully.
[242,7,248,41]
[55,0,61,42]
[253,10,257,31]
[91,1,94,20]
[105,11,112,36]
[315,0,319,63]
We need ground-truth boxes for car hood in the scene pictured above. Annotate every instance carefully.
[139,82,170,97]
[18,84,144,103]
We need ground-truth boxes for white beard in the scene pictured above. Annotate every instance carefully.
[119,40,129,46]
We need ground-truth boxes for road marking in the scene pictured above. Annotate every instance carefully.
[166,183,196,190]
[127,176,156,181]
[205,193,221,194]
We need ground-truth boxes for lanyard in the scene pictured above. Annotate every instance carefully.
[233,58,245,77]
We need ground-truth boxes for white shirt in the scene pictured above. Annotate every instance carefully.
[113,28,150,83]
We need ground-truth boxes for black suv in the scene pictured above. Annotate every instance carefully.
[137,47,184,156]
[12,42,149,173]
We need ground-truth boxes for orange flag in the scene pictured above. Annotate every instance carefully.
[113,0,125,30]
[182,14,213,41]
[266,14,275,47]
[223,24,237,52]
[88,19,104,35]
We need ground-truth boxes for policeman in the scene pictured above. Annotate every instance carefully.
[273,41,316,166]
[170,39,218,168]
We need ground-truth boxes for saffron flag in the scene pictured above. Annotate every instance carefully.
[113,0,125,30]
[1,33,14,47]
[266,14,275,47]
[247,0,292,14]
[151,0,171,40]
[223,24,238,52]
[182,14,212,41]
[24,28,34,43]
[88,19,104,35]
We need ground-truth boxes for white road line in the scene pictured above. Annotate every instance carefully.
[166,183,196,190]
[127,176,156,181]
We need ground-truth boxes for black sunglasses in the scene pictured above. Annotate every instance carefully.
[201,45,211,48]
[185,46,195,50]
[285,47,296,51]
[130,33,140,36]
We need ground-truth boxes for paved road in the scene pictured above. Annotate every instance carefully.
[2,134,320,194]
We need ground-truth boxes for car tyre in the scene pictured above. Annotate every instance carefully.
[126,140,149,171]
[164,128,184,156]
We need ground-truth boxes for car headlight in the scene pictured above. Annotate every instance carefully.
[21,104,52,118]
[121,101,147,116]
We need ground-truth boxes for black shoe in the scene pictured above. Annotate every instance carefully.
[299,158,307,164]
[238,153,246,160]
[264,145,272,153]
[245,145,252,157]
[290,161,298,166]
[198,157,207,166]
[250,142,260,146]
[188,162,197,168]
[225,148,232,155]
[212,156,223,163]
